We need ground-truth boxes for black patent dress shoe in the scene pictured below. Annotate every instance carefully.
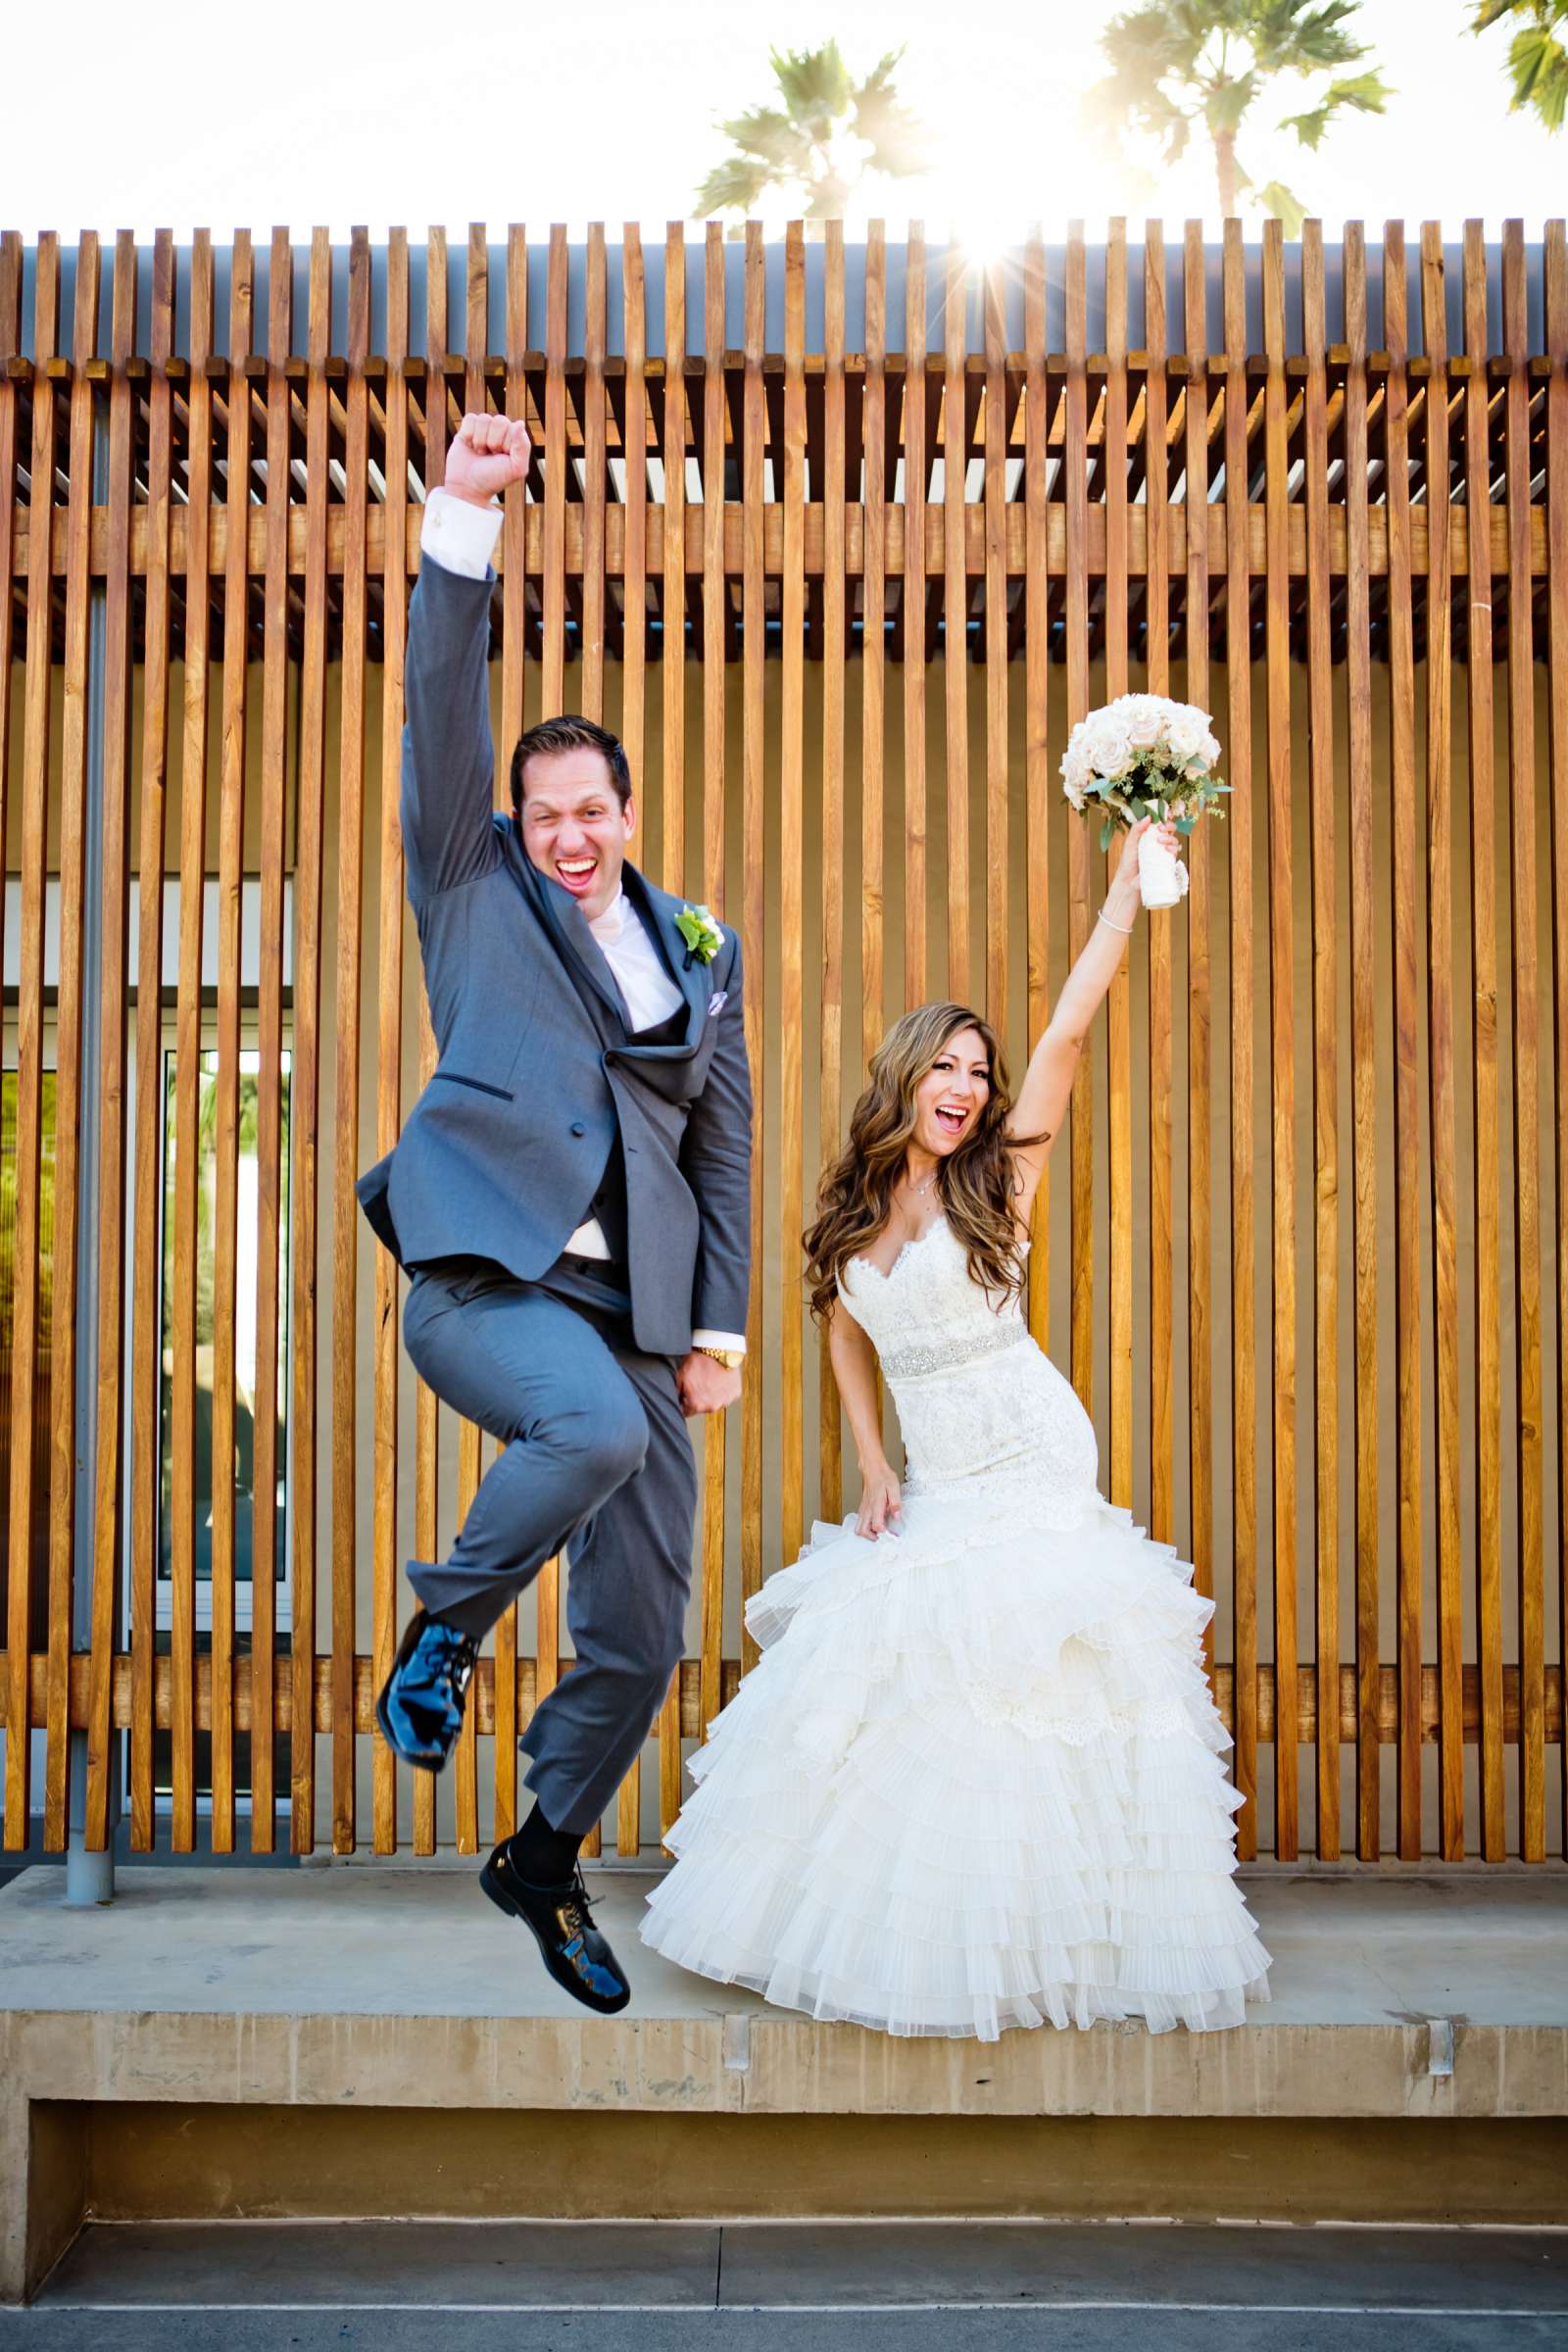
[373,1610,477,1770]
[478,1841,632,2015]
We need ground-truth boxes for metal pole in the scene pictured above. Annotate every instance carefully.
[66,358,115,1906]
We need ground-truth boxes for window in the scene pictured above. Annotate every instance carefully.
[156,1049,292,1636]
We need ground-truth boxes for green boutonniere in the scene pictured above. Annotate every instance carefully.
[674,903,723,967]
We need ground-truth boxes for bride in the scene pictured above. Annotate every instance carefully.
[640,818,1271,2039]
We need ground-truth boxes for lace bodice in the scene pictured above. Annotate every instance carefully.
[838,1216,1100,1528]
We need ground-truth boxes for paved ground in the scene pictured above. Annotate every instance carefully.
[3,1864,1565,2031]
[3,2221,1566,2351]
[3,2318,1567,2352]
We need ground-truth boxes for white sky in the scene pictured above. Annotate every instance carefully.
[8,0,1566,242]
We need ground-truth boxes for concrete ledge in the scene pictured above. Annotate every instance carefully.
[3,1865,1565,2297]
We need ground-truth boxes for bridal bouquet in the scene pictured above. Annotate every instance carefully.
[1060,694,1228,908]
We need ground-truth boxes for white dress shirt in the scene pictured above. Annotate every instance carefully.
[420,490,745,1356]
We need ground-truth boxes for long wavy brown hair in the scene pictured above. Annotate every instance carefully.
[804,1003,1040,1322]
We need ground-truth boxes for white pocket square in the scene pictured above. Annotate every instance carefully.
[707,991,728,1018]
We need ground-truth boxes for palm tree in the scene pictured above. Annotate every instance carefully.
[1087,1,1391,232]
[1470,1,1568,128]
[696,42,929,222]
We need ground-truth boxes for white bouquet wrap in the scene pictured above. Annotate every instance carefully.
[1060,693,1227,909]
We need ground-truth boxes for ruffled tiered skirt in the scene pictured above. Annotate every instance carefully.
[639,1487,1272,2040]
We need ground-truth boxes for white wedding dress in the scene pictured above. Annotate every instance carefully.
[640,1215,1271,2040]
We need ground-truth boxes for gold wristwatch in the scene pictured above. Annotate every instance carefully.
[694,1344,745,1371]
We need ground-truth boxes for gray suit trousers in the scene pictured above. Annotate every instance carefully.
[400,1252,696,1836]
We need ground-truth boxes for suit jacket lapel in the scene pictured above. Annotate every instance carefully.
[495,821,710,1056]
[619,865,710,1057]
[499,817,628,1031]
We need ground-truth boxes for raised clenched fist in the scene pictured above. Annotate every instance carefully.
[443,411,531,506]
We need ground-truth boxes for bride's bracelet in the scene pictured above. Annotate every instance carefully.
[1097,905,1136,937]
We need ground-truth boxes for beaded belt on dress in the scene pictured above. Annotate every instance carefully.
[879,1319,1031,1381]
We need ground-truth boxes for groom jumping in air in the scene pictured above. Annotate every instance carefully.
[359,411,752,2014]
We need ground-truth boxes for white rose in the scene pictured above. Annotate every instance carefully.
[1201,731,1221,766]
[1091,725,1133,778]
[1166,712,1207,763]
[1127,704,1164,750]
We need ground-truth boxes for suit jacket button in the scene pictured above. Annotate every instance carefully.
[570,1121,586,1137]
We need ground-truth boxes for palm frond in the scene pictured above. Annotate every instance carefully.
[1508,22,1568,122]
[768,40,853,140]
[716,106,813,172]
[1254,176,1308,236]
[694,158,776,219]
[851,65,931,177]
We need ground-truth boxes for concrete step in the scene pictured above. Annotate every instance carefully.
[31,2218,1568,2313]
[4,1866,1566,2302]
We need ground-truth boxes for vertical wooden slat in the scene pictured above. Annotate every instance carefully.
[1222,220,1257,1856]
[902,224,928,1010]
[211,233,253,1853]
[332,227,371,1858]
[1103,223,1134,1514]
[169,232,212,1854]
[1463,221,1504,1858]
[42,232,100,1848]
[500,222,528,754]
[861,223,887,1075]
[582,223,609,724]
[0,233,17,1080]
[127,231,173,1852]
[372,228,410,1856]
[615,225,646,1852]
[542,225,568,720]
[1301,223,1340,1859]
[777,217,807,1675]
[942,240,969,1002]
[818,221,846,1529]
[738,222,765,1684]
[621,225,648,821]
[85,231,139,1851]
[661,221,687,896]
[1064,224,1094,1417]
[1143,225,1173,1547]
[1502,220,1544,1862]
[1546,220,1568,1844]
[5,232,60,1846]
[413,226,448,1861]
[452,222,489,1862]
[251,227,292,1853]
[1023,228,1050,1350]
[1344,225,1380,1859]
[0,233,19,1838]
[494,223,527,1852]
[1384,223,1421,1863]
[658,216,691,1835]
[289,228,331,1857]
[1262,222,1298,1860]
[1181,222,1213,1638]
[696,222,730,1761]
[982,258,1007,1043]
[1422,221,1463,1860]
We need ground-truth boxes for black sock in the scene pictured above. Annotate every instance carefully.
[506,1803,582,1886]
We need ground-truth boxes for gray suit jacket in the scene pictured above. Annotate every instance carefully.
[356,553,753,1358]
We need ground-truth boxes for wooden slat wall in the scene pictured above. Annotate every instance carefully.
[0,221,1563,1869]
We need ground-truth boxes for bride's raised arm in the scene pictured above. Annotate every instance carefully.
[1004,816,1174,1221]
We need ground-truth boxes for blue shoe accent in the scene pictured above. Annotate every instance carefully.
[479,1843,632,2014]
[374,1610,477,1770]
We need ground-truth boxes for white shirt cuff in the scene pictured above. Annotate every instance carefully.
[420,487,504,580]
[692,1330,747,1356]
